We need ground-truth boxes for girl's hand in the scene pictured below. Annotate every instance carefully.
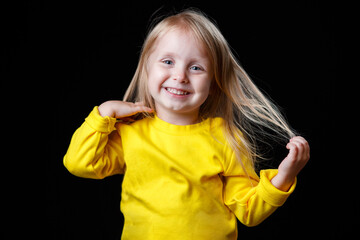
[271,136,310,191]
[98,100,153,119]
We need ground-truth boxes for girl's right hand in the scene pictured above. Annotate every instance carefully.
[98,100,153,119]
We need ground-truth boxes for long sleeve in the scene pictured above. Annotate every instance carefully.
[223,152,296,227]
[63,107,125,179]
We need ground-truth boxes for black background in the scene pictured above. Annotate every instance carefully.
[5,0,349,239]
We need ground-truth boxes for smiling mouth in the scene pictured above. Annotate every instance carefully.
[165,87,190,95]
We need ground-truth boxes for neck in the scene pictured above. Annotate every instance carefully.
[156,109,200,125]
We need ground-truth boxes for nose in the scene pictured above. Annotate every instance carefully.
[172,68,188,83]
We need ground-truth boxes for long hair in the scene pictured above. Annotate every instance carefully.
[124,9,296,170]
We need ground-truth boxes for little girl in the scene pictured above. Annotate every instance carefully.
[64,9,310,240]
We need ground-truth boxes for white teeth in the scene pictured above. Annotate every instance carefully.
[165,88,189,95]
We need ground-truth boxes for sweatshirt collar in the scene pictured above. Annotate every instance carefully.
[150,114,212,135]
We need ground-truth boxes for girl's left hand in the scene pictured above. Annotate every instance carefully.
[271,136,310,191]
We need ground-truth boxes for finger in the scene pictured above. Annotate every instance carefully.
[286,141,297,150]
[133,105,154,113]
[291,137,310,153]
[117,104,153,118]
[291,139,304,151]
[289,137,310,161]
[133,102,153,112]
[290,136,306,142]
[284,144,298,164]
[290,136,309,148]
[286,142,298,157]
[134,101,150,108]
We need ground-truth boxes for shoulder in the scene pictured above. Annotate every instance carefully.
[208,117,227,145]
[208,118,256,175]
[115,116,151,132]
[206,117,232,160]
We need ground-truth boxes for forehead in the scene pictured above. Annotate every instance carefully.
[151,28,209,59]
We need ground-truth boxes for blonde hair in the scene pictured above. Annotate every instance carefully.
[124,9,296,170]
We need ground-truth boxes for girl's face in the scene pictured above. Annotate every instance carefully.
[147,28,213,124]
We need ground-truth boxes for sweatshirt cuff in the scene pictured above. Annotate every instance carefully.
[85,106,117,133]
[257,169,296,207]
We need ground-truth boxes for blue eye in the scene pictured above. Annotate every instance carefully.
[163,60,173,65]
[190,66,202,71]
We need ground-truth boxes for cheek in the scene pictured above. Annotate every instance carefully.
[196,77,212,95]
[147,67,170,94]
[148,66,169,85]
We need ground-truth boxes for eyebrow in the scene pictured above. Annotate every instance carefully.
[159,52,209,63]
[159,52,180,58]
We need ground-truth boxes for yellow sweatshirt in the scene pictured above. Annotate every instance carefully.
[64,107,296,240]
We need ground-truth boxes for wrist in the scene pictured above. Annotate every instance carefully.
[271,171,295,192]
